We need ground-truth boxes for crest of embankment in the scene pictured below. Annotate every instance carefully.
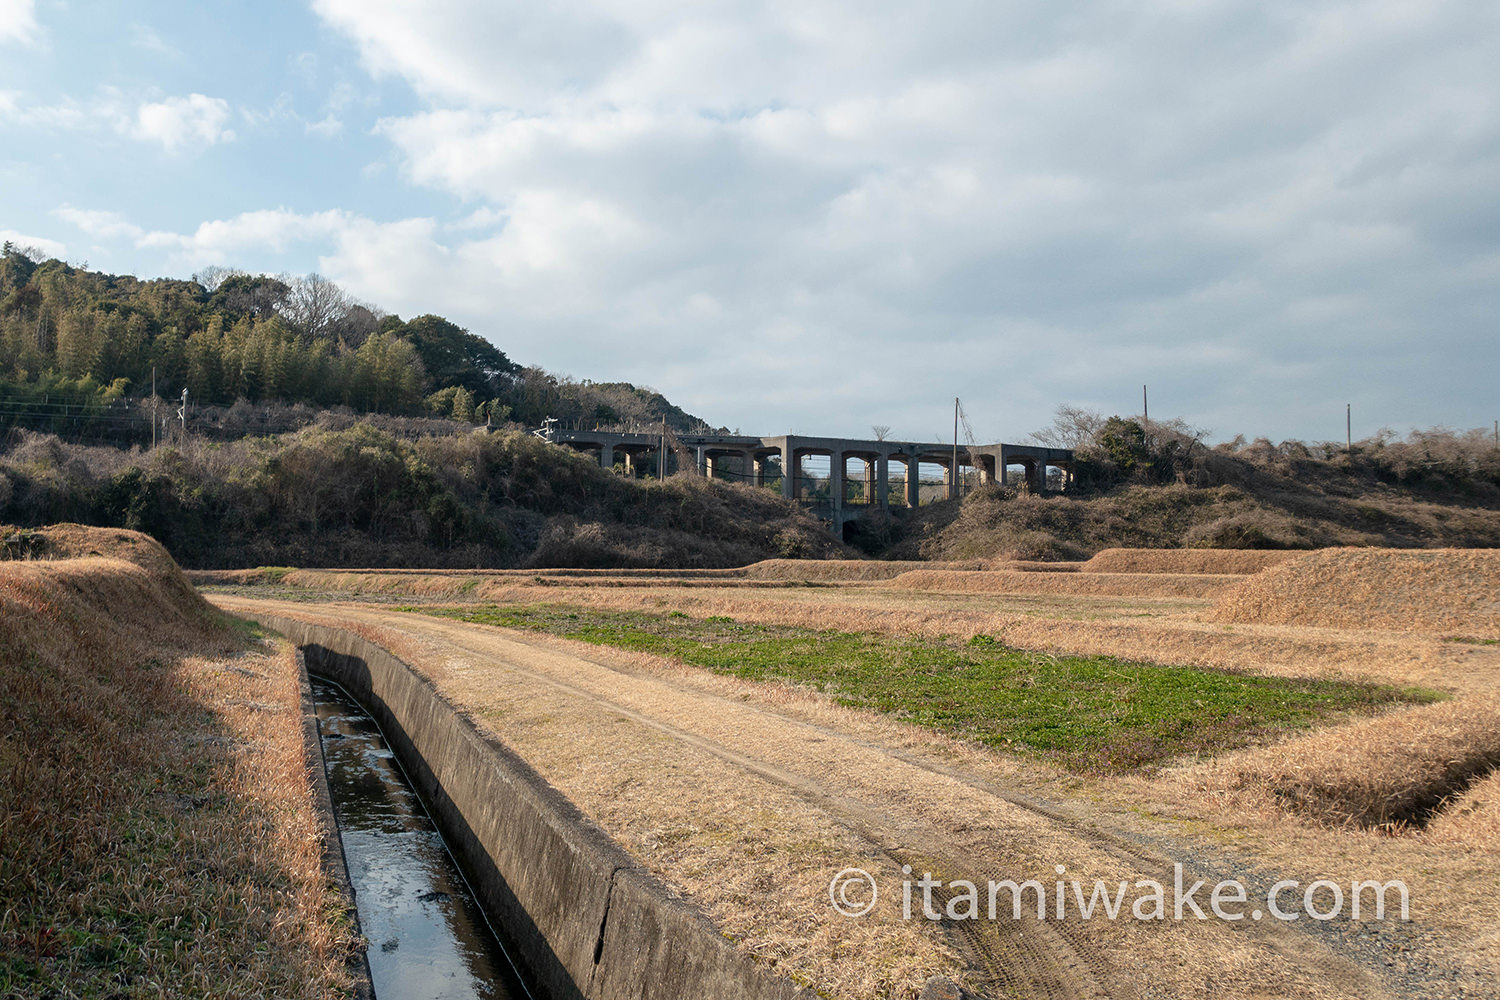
[0,525,363,996]
[1205,547,1500,633]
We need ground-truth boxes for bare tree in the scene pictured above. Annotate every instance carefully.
[1030,404,1106,449]
[871,424,891,441]
[192,265,245,292]
[2,240,48,264]
[328,302,384,348]
[277,272,354,340]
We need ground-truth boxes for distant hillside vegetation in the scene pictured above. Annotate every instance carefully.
[0,245,714,441]
[869,413,1500,560]
[0,424,843,569]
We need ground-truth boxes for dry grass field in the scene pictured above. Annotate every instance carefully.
[198,545,1500,1000]
[1079,547,1302,575]
[0,525,361,997]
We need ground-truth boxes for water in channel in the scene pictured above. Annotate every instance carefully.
[311,675,532,1000]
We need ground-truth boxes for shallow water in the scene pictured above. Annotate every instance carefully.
[312,675,532,1000]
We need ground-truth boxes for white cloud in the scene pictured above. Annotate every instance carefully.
[311,0,633,107]
[0,0,38,46]
[129,24,178,57]
[53,206,146,241]
[0,90,109,129]
[0,229,65,259]
[137,208,353,267]
[296,0,1500,439]
[305,114,343,137]
[48,205,367,273]
[24,1,1476,439]
[127,94,235,151]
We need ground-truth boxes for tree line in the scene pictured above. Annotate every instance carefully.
[0,423,835,568]
[0,245,713,438]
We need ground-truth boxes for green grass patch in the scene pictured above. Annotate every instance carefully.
[403,603,1442,773]
[1445,635,1500,646]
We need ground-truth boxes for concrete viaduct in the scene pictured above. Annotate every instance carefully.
[546,429,1074,532]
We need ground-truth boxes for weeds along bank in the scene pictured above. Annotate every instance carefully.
[872,441,1500,562]
[0,425,841,569]
[0,525,359,997]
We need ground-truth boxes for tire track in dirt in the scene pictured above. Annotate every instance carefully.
[218,598,1396,1000]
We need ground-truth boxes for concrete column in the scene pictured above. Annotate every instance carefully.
[623,451,636,477]
[749,453,764,487]
[828,451,844,510]
[876,454,889,508]
[600,443,614,471]
[863,458,876,504]
[1026,460,1042,493]
[781,445,795,498]
[705,454,717,479]
[905,456,921,507]
[696,445,707,477]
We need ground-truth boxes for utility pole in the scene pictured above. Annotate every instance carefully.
[1142,385,1148,424]
[150,366,157,450]
[659,417,667,482]
[1346,403,1351,453]
[952,397,960,499]
[177,388,188,442]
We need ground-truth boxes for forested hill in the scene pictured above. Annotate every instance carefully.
[0,244,712,439]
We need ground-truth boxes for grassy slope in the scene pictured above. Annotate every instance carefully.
[0,527,358,996]
[875,450,1500,562]
[409,603,1439,772]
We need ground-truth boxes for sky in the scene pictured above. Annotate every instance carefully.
[2,0,1497,445]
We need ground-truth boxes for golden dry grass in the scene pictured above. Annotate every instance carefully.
[1081,548,1302,575]
[1197,693,1500,829]
[224,598,1415,1000]
[202,542,1500,994]
[1424,770,1500,845]
[0,526,358,997]
[232,600,974,999]
[740,558,987,580]
[880,568,1238,598]
[1207,547,1500,633]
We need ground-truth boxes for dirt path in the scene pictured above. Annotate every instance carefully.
[215,596,1411,1000]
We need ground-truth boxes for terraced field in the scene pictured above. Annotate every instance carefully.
[200,547,1500,999]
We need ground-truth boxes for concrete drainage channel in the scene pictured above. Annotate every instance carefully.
[310,673,531,998]
[261,612,811,1000]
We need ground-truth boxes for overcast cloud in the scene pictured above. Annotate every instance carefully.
[4,1,1497,442]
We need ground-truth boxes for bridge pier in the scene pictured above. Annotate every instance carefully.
[546,429,1073,531]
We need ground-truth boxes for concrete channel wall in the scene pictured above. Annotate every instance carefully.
[253,613,810,1000]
